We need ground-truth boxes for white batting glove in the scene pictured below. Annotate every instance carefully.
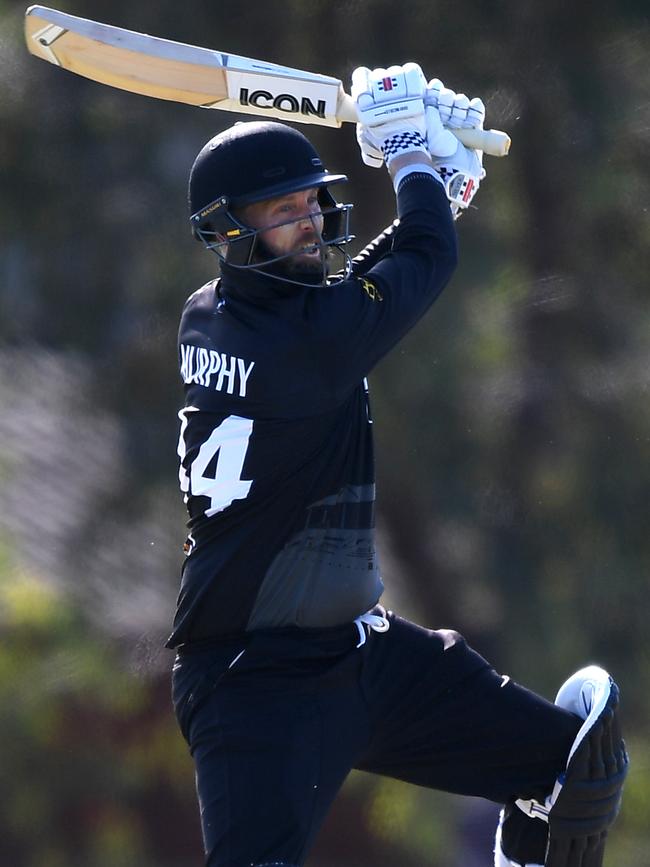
[425,78,486,218]
[351,63,429,170]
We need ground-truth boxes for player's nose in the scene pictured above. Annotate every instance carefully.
[297,211,321,232]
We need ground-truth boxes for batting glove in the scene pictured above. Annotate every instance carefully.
[351,63,429,170]
[425,78,486,218]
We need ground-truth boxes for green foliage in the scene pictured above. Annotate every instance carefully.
[0,554,199,867]
[365,776,454,860]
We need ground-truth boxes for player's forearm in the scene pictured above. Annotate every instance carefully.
[393,174,457,265]
[353,154,449,277]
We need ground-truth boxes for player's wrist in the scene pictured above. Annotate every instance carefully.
[388,150,433,178]
[389,155,443,193]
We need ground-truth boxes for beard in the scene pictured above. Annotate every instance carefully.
[254,238,332,285]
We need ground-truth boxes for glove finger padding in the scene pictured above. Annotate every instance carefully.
[426,80,486,130]
[352,62,427,126]
[426,77,457,125]
[351,62,428,169]
[466,96,486,129]
[424,78,486,218]
[448,92,470,128]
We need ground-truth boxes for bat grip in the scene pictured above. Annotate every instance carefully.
[337,91,511,157]
[454,126,511,156]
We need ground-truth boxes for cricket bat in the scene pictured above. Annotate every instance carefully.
[24,5,511,157]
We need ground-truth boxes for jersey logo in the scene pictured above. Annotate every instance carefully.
[359,277,383,302]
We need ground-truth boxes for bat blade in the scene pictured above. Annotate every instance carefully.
[25,6,346,126]
[24,6,511,154]
[26,6,231,107]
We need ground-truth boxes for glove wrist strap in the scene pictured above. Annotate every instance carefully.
[382,130,428,166]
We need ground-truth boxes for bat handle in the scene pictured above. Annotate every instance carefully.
[454,126,511,156]
[336,91,511,157]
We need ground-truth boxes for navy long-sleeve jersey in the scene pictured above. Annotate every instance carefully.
[167,173,457,647]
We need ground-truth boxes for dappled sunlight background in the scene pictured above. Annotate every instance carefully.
[1,0,649,864]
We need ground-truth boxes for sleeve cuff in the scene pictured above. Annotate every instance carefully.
[392,163,444,193]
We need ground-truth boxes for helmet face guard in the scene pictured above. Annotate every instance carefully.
[188,121,354,285]
[190,187,353,270]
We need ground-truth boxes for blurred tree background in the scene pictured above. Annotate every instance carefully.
[1,0,648,864]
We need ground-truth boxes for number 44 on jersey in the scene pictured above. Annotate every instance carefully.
[178,409,254,517]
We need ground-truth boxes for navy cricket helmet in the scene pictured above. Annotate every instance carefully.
[188,121,353,273]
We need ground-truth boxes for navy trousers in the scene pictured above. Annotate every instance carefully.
[172,610,580,867]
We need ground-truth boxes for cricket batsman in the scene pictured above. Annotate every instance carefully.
[168,62,628,867]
